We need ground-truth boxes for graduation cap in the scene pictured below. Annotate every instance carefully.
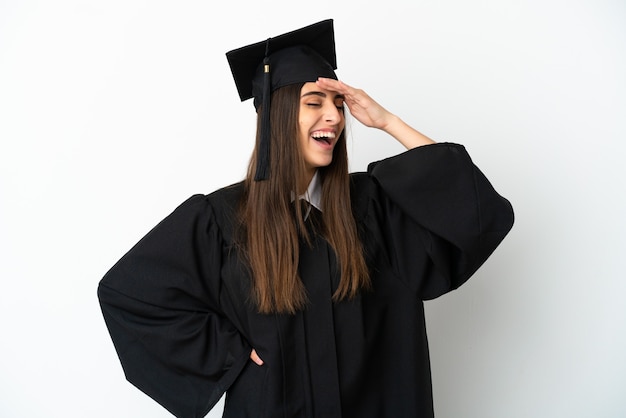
[226,19,338,180]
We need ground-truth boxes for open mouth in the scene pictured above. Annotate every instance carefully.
[311,131,335,145]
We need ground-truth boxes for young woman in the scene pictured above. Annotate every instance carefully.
[98,20,514,418]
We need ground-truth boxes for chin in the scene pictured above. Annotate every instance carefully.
[315,159,333,169]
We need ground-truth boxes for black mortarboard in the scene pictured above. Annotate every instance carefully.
[226,19,338,180]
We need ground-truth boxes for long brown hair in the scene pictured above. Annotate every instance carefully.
[239,83,370,314]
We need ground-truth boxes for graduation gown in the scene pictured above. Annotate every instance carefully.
[98,143,514,418]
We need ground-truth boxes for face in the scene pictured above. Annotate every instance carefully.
[298,82,345,179]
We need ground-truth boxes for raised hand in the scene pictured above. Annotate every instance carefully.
[316,78,392,130]
[316,78,435,149]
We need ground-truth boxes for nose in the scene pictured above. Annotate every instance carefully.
[324,101,342,124]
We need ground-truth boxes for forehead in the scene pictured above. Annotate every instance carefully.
[300,82,342,98]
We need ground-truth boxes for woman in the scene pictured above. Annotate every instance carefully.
[98,20,514,418]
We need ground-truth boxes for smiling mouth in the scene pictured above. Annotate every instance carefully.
[311,131,335,145]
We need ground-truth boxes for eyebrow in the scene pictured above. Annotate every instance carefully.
[301,91,345,100]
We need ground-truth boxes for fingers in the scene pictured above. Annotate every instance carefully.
[318,78,372,106]
[316,77,353,95]
[250,349,264,366]
[317,77,390,128]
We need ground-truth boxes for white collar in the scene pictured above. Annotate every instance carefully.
[300,171,322,211]
[292,171,322,219]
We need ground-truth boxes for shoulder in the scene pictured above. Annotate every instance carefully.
[206,181,244,213]
[204,182,245,241]
[168,182,244,231]
[349,171,374,192]
[349,172,377,222]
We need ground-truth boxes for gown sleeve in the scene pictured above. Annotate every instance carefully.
[97,195,251,418]
[366,142,514,299]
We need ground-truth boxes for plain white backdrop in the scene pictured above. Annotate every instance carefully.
[1,0,625,417]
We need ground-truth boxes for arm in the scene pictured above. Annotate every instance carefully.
[316,77,435,149]
[319,78,513,297]
[366,144,514,298]
[98,195,251,417]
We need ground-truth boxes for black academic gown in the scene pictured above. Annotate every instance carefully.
[98,143,514,418]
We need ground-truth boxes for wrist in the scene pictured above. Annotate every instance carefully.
[380,113,401,133]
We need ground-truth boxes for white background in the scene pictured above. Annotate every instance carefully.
[1,0,625,417]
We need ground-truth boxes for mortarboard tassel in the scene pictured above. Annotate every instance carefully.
[254,39,272,181]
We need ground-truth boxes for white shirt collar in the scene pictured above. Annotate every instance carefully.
[300,171,322,211]
[291,171,322,219]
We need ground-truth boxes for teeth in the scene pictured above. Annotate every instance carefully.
[311,131,335,139]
